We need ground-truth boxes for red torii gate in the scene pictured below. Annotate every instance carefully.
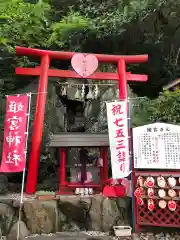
[15,46,148,194]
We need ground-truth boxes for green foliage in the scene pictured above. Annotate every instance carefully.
[131,90,180,127]
[78,0,168,37]
[0,0,51,51]
[48,11,94,49]
[0,0,53,95]
[132,97,152,127]
[150,90,180,124]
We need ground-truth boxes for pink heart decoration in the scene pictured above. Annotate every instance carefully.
[71,53,98,78]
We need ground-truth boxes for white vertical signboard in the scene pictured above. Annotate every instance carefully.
[106,101,130,179]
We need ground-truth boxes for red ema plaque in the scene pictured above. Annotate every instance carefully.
[71,53,98,78]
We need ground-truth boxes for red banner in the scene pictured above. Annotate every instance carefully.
[1,95,29,172]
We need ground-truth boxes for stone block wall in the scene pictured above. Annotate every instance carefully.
[0,195,131,238]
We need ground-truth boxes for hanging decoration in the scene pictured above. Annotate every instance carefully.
[137,198,144,206]
[134,173,180,230]
[144,176,155,188]
[81,84,85,99]
[168,200,176,211]
[94,84,99,99]
[71,53,98,78]
[57,82,139,101]
[106,101,130,179]
[74,87,81,100]
[61,85,67,96]
[1,94,30,173]
[158,189,166,198]
[168,189,176,198]
[86,87,94,100]
[157,176,166,188]
[147,188,154,198]
[132,122,180,231]
[148,199,155,211]
[137,176,144,187]
[116,89,119,98]
[159,200,167,209]
[168,176,176,188]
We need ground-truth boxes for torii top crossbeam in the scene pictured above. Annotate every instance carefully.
[16,46,148,63]
[15,46,148,194]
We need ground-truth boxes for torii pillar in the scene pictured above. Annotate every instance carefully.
[15,46,148,194]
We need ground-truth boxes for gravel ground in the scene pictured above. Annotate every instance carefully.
[0,193,35,201]
[132,232,180,240]
[25,231,180,240]
[25,232,128,240]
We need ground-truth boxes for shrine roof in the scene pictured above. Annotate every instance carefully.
[49,133,109,147]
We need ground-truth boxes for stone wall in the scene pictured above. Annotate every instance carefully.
[0,195,131,239]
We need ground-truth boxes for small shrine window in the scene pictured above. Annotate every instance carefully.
[67,147,100,184]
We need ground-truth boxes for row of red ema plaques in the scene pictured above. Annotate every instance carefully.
[134,176,180,212]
